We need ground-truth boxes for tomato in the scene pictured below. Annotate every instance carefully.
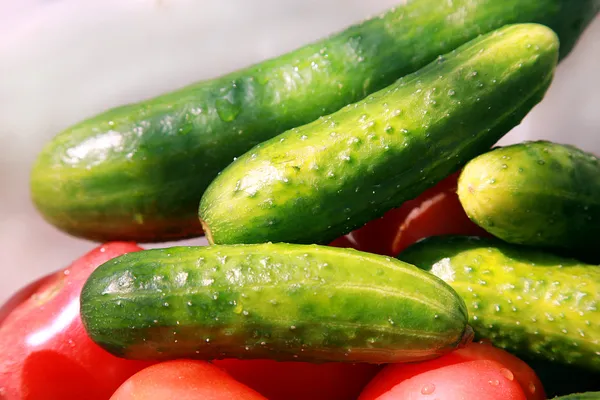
[110,360,266,400]
[213,359,381,400]
[0,274,53,326]
[359,342,544,400]
[330,172,489,256]
[0,242,153,400]
[456,342,545,399]
[372,360,526,400]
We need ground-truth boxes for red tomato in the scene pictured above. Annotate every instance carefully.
[456,342,545,399]
[213,359,381,400]
[359,342,544,400]
[0,274,52,326]
[110,360,266,400]
[330,172,489,256]
[373,360,526,400]
[0,242,153,400]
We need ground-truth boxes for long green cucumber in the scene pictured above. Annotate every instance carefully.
[199,24,559,246]
[31,1,598,243]
[80,243,472,363]
[398,236,600,371]
[457,140,600,261]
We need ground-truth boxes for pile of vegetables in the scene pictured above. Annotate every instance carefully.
[1,1,599,399]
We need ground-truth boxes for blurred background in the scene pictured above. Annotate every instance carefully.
[0,0,598,303]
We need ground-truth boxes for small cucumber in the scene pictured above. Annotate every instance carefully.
[553,393,600,400]
[199,24,559,246]
[457,141,600,260]
[80,243,472,363]
[398,236,600,372]
[31,0,598,242]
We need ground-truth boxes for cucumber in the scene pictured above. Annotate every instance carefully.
[398,236,600,372]
[80,243,472,363]
[199,24,559,246]
[457,141,600,260]
[553,393,600,400]
[31,1,598,243]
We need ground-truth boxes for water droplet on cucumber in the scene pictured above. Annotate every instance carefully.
[215,97,241,122]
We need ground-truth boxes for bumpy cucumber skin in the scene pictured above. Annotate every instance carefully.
[457,140,600,259]
[399,236,600,372]
[199,24,558,246]
[553,393,600,400]
[31,1,597,242]
[80,243,470,363]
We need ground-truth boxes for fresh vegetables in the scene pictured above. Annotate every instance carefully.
[199,23,559,246]
[399,236,600,371]
[109,360,266,400]
[4,1,600,398]
[330,171,490,257]
[80,243,472,363]
[30,0,599,243]
[458,141,600,259]
[359,341,545,400]
[212,359,380,400]
[362,359,528,400]
[0,243,153,400]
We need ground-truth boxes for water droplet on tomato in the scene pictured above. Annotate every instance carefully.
[488,379,499,386]
[421,383,436,395]
[500,368,514,381]
[528,382,536,393]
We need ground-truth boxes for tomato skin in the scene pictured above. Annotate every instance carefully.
[0,242,153,400]
[0,274,53,326]
[110,360,266,400]
[331,172,489,256]
[213,359,381,400]
[375,360,526,400]
[359,342,544,400]
[456,342,545,400]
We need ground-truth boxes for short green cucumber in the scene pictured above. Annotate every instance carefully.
[398,236,600,371]
[31,1,599,242]
[457,140,600,260]
[80,243,472,363]
[199,24,558,246]
[553,393,600,400]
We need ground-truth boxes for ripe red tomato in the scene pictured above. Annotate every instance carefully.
[0,274,53,326]
[371,360,527,400]
[110,360,266,400]
[0,242,153,400]
[359,342,544,400]
[212,359,381,400]
[330,172,489,256]
[456,342,545,399]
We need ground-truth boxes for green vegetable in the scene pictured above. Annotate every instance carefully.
[553,393,600,400]
[457,141,600,260]
[31,0,598,242]
[80,243,472,363]
[399,235,600,372]
[200,24,558,246]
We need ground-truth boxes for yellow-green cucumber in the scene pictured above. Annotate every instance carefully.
[399,235,600,372]
[199,24,559,246]
[80,243,472,363]
[31,1,597,242]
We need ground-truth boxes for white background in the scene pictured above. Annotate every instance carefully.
[0,0,598,303]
